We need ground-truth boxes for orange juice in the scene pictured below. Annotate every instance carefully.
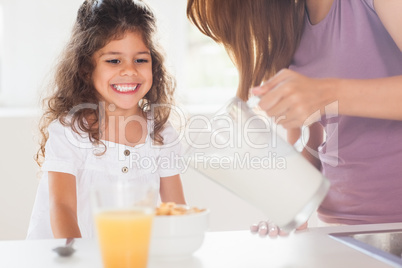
[95,209,154,268]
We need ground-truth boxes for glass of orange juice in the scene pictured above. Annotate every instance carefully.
[91,182,157,268]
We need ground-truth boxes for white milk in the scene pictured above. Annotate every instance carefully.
[189,151,329,229]
[184,98,330,230]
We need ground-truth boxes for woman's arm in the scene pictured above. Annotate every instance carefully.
[159,174,186,204]
[252,70,402,129]
[48,171,81,238]
[335,75,402,120]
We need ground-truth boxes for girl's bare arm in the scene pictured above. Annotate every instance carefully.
[48,171,82,238]
[159,175,186,204]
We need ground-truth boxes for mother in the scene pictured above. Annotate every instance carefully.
[187,0,402,235]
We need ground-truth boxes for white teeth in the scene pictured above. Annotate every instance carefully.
[112,84,138,92]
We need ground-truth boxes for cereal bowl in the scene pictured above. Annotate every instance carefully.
[149,205,209,259]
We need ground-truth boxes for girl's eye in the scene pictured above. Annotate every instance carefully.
[135,59,149,64]
[106,59,120,64]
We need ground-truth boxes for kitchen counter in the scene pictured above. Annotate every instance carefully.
[1,222,402,268]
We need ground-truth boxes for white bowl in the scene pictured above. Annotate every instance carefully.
[149,209,210,259]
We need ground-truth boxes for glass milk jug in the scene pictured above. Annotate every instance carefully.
[183,97,330,231]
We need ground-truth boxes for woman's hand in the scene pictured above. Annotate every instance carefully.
[250,220,308,238]
[251,69,337,129]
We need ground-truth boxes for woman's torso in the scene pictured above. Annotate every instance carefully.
[289,0,402,224]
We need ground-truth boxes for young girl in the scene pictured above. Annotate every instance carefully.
[27,0,185,239]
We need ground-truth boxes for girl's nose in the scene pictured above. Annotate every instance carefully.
[120,63,138,76]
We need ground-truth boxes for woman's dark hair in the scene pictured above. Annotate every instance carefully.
[187,0,306,100]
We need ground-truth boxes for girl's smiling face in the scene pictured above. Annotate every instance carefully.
[92,31,153,116]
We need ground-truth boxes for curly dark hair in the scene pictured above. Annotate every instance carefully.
[35,0,176,166]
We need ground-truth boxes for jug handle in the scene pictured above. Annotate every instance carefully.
[247,95,305,153]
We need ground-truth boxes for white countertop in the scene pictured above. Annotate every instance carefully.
[1,223,402,268]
